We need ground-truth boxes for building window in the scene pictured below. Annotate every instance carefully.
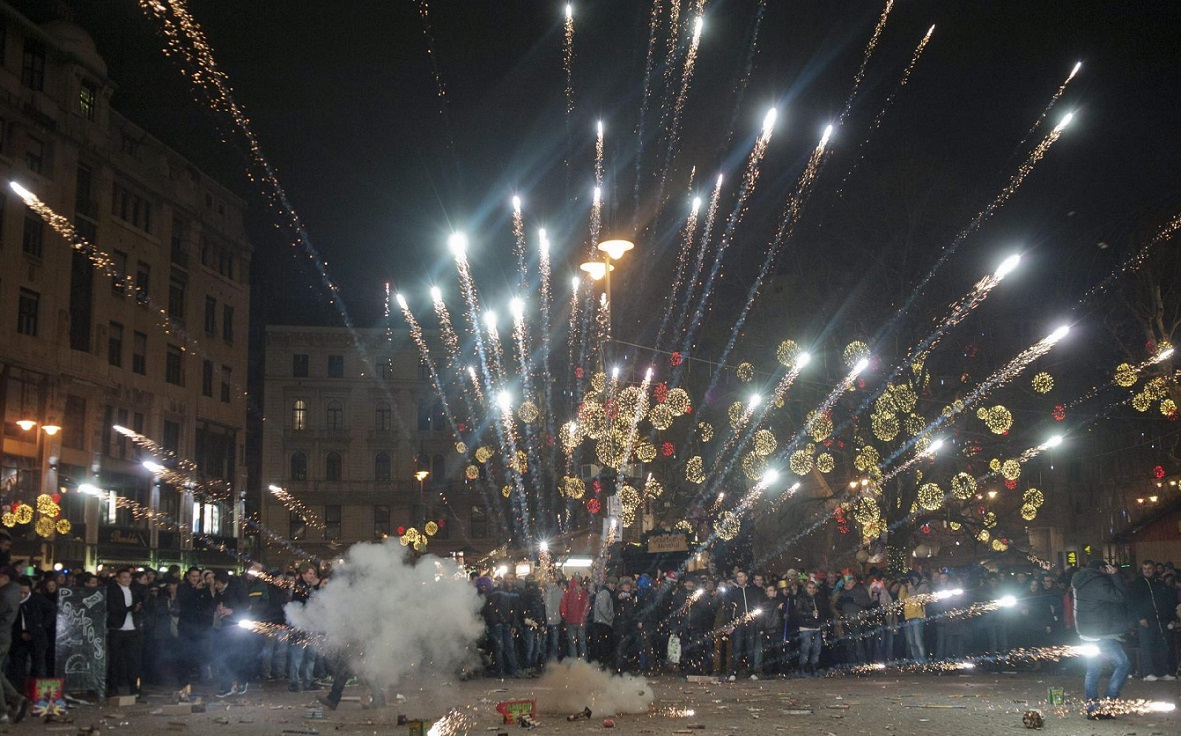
[374,452,391,482]
[326,400,343,430]
[223,305,234,343]
[162,419,180,454]
[22,210,43,259]
[324,505,342,541]
[471,505,488,539]
[328,355,344,378]
[16,288,39,336]
[375,402,391,431]
[112,250,128,296]
[289,510,307,541]
[290,451,307,481]
[291,400,307,430]
[80,81,98,121]
[168,275,186,319]
[21,40,46,91]
[120,132,140,158]
[220,365,231,402]
[135,261,151,303]
[325,452,342,481]
[62,395,86,450]
[165,344,183,386]
[204,296,216,333]
[112,182,153,233]
[292,354,309,378]
[417,401,443,432]
[25,136,44,175]
[374,505,391,539]
[132,331,147,374]
[201,359,213,397]
[108,322,124,367]
[431,455,445,488]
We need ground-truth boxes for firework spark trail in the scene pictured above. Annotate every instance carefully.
[268,484,325,531]
[563,3,575,182]
[451,234,497,398]
[839,0,896,123]
[511,196,527,288]
[9,182,252,398]
[703,127,834,401]
[669,173,724,350]
[1006,61,1081,169]
[589,186,603,254]
[878,326,1070,476]
[653,192,702,354]
[565,277,584,425]
[1067,345,1175,408]
[719,0,767,153]
[393,290,463,442]
[874,113,1075,344]
[655,15,705,202]
[676,114,777,373]
[497,395,534,542]
[837,24,935,193]
[634,0,666,218]
[415,0,455,152]
[139,1,358,330]
[537,231,558,482]
[594,119,605,189]
[509,297,549,524]
[1080,210,1181,303]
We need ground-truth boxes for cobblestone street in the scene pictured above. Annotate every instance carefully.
[30,670,1179,736]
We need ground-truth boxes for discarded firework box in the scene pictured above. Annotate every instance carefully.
[407,719,432,736]
[567,707,592,722]
[27,677,67,717]
[495,700,536,725]
[1046,687,1064,706]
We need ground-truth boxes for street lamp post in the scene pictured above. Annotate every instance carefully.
[580,237,635,363]
[414,470,430,528]
[16,419,63,566]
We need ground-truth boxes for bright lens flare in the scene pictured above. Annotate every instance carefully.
[448,232,468,257]
[430,286,442,303]
[761,107,778,137]
[509,298,525,320]
[1047,325,1071,342]
[820,124,834,147]
[995,253,1021,278]
[395,293,407,310]
[998,595,1018,607]
[1072,643,1101,657]
[9,181,33,201]
[1053,111,1074,132]
[512,195,521,213]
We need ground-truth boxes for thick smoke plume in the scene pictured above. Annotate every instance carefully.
[284,540,483,689]
[531,659,654,716]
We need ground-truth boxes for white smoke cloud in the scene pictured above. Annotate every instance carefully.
[530,659,654,716]
[284,540,483,689]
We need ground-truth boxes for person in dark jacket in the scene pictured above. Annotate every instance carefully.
[7,577,53,689]
[519,577,546,674]
[794,579,826,676]
[106,567,146,698]
[720,570,767,680]
[1072,560,1131,720]
[612,577,640,673]
[486,574,522,677]
[1129,559,1176,681]
[836,574,871,665]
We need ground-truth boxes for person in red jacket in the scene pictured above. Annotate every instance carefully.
[560,574,590,660]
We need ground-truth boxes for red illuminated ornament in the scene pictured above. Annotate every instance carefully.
[661,442,675,457]
[604,401,619,420]
[396,526,406,536]
[592,480,602,494]
[586,498,601,514]
[437,519,446,527]
[51,493,62,504]
[575,366,585,379]
[458,422,467,432]
[1004,478,1018,490]
[1146,339,1157,353]
[856,378,866,389]
[921,523,932,534]
[964,343,979,358]
[1153,465,1166,479]
[545,434,555,447]
[654,382,669,403]
[1052,405,1066,421]
[670,352,683,366]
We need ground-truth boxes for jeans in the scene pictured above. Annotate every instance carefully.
[522,627,541,669]
[489,623,520,677]
[566,624,586,659]
[546,625,563,662]
[1083,638,1130,704]
[873,626,895,663]
[983,618,1009,655]
[903,619,926,662]
[288,643,317,687]
[260,633,287,678]
[730,625,763,675]
[798,629,822,668]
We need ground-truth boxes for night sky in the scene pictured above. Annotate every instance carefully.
[38,1,1181,342]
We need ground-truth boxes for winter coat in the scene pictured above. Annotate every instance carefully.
[0,581,20,646]
[106,581,146,631]
[485,585,522,627]
[837,583,871,619]
[793,591,825,630]
[177,581,213,634]
[612,590,638,633]
[1128,575,1175,623]
[543,583,565,626]
[593,587,615,627]
[560,580,590,625]
[521,584,547,628]
[1072,568,1129,640]
[899,581,928,620]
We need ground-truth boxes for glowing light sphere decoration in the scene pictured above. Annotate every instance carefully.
[634,440,657,463]
[951,472,977,499]
[518,401,540,423]
[753,429,777,456]
[697,422,714,442]
[816,452,835,473]
[842,341,871,368]
[455,441,467,454]
[649,403,675,430]
[741,451,768,480]
[872,412,900,442]
[789,450,814,476]
[1001,459,1022,480]
[1132,392,1151,412]
[917,482,944,511]
[977,529,990,542]
[1020,503,1038,521]
[776,340,801,366]
[563,476,586,499]
[714,511,740,540]
[1023,487,1044,508]
[666,388,691,415]
[1113,363,1138,387]
[475,446,493,464]
[905,413,926,437]
[685,456,705,484]
[736,362,754,382]
[1031,372,1054,393]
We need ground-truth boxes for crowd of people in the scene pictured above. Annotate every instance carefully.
[0,528,1177,724]
[473,560,1181,686]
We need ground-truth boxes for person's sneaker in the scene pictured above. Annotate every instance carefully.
[1161,675,1176,681]
[750,674,759,681]
[1144,674,1158,682]
[727,674,736,682]
[11,697,29,724]
[288,682,303,693]
[317,696,338,712]
[1086,711,1115,721]
[237,682,249,694]
[306,682,324,691]
[216,688,235,698]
